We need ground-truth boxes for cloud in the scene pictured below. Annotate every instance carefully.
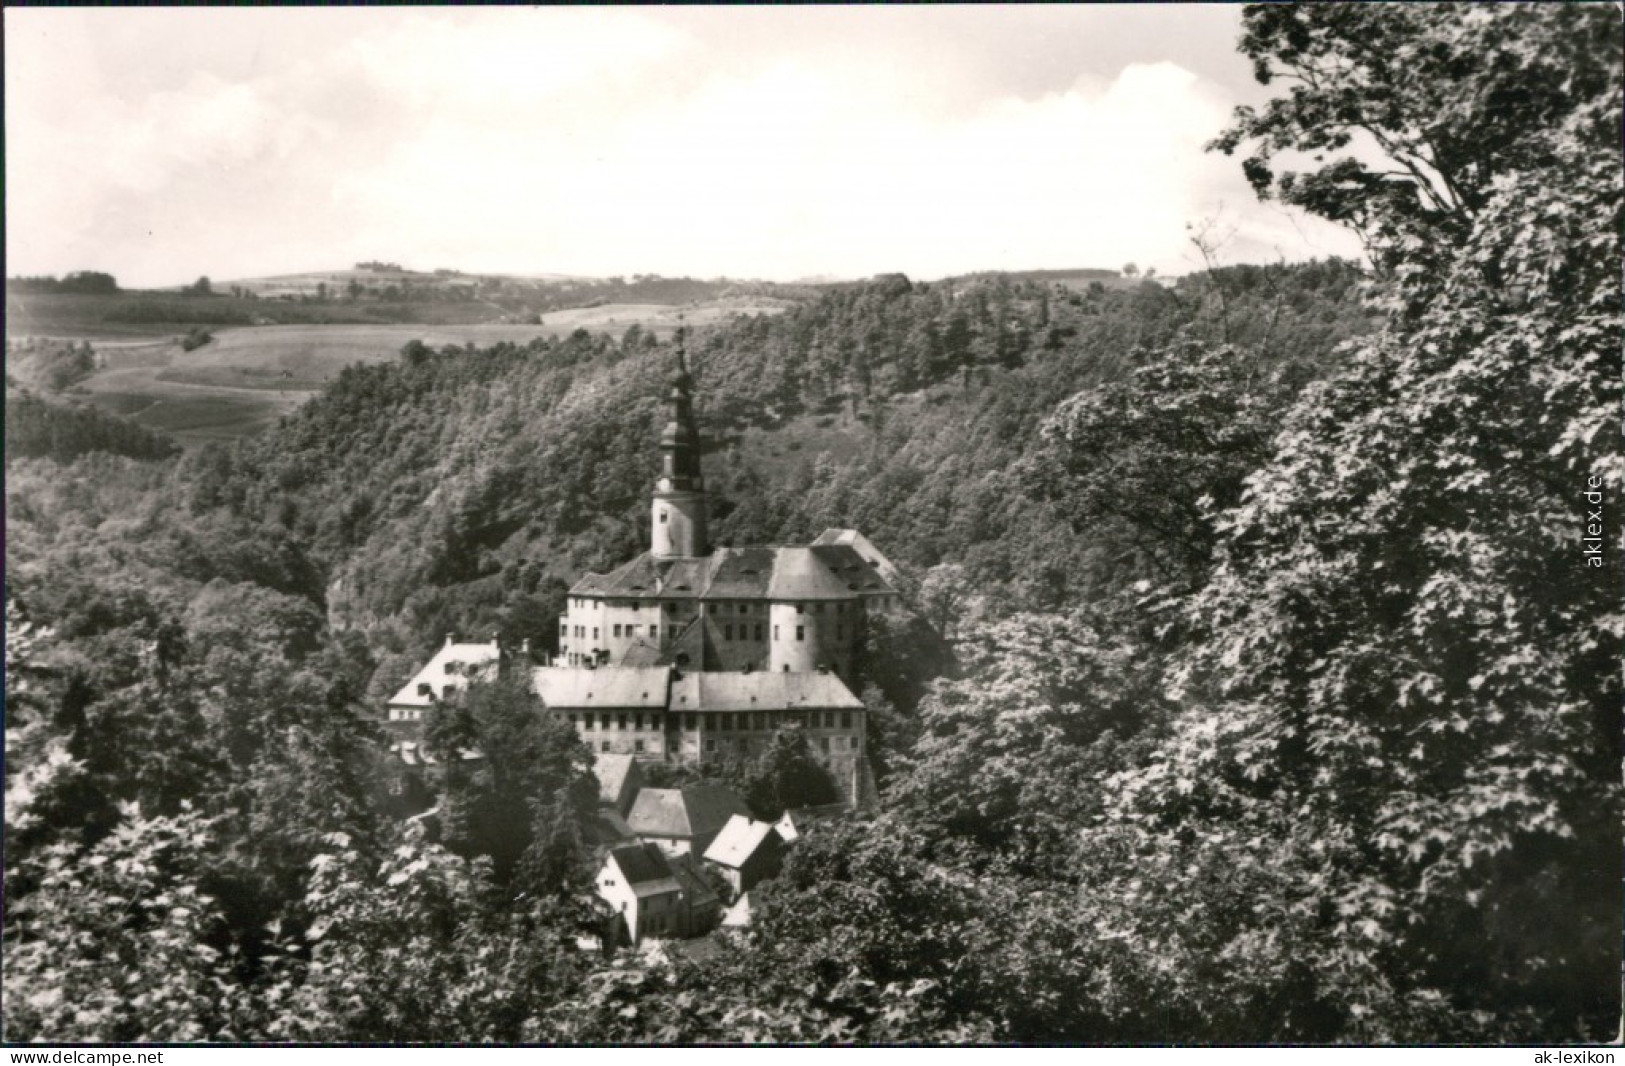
[5,8,1361,287]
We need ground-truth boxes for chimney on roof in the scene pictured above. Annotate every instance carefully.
[446,633,454,647]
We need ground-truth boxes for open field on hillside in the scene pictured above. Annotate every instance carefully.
[77,365,310,445]
[58,300,788,447]
[155,324,555,391]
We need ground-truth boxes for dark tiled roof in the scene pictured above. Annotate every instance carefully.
[706,546,777,599]
[574,553,720,598]
[573,553,659,597]
[609,843,680,897]
[669,852,720,910]
[810,529,901,582]
[627,784,749,840]
[621,639,664,667]
[583,809,638,846]
[808,544,893,594]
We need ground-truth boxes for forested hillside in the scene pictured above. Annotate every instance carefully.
[5,4,1618,1044]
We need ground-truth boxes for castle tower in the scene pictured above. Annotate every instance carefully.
[652,332,707,558]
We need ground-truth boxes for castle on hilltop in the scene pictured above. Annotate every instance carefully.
[389,341,897,804]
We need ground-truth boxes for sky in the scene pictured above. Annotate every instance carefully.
[5,6,1363,289]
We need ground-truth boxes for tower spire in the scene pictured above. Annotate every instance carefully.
[651,319,707,558]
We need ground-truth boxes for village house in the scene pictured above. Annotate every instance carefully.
[384,636,500,732]
[626,783,751,858]
[596,842,721,945]
[702,814,787,898]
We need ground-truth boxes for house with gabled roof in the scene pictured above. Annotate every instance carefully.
[626,783,750,858]
[596,842,721,945]
[702,814,787,898]
[385,635,501,734]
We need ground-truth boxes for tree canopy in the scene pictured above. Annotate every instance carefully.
[4,3,1617,1044]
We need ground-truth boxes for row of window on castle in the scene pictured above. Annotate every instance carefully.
[566,709,855,732]
[563,622,843,642]
[601,734,857,755]
[569,599,851,616]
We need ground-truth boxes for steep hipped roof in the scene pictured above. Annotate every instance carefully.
[573,553,717,598]
[668,671,864,713]
[705,546,777,599]
[627,784,749,841]
[532,666,669,709]
[703,815,780,869]
[811,529,900,583]
[766,546,859,601]
[808,544,893,595]
[608,843,681,898]
[388,639,500,708]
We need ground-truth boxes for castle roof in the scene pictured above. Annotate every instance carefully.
[811,528,900,583]
[535,664,863,713]
[533,666,668,709]
[571,543,892,602]
[668,670,864,713]
[705,546,778,598]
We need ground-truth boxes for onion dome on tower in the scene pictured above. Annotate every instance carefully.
[652,327,708,558]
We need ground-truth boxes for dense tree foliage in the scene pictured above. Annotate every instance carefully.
[424,672,596,890]
[8,271,119,295]
[5,4,1614,1045]
[5,392,181,462]
[5,339,98,392]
